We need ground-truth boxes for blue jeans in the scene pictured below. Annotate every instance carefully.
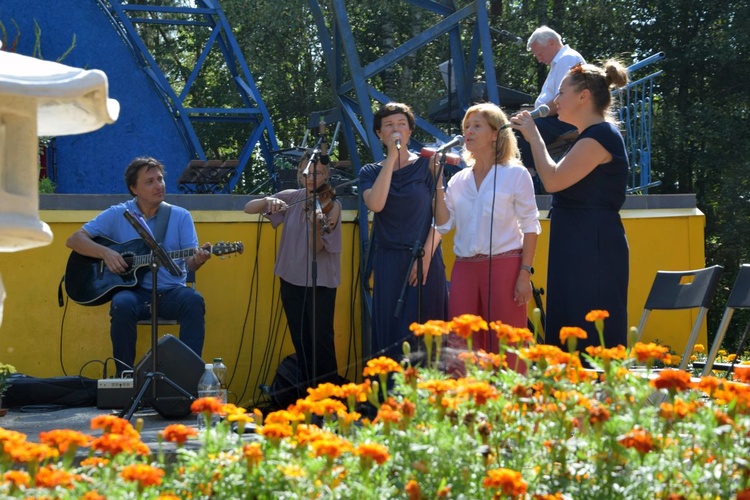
[109,286,205,374]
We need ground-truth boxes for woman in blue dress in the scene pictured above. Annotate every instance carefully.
[511,60,630,351]
[359,102,448,361]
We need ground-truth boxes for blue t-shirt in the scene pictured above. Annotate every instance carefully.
[82,199,198,290]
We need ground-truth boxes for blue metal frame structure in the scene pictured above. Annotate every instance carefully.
[97,0,279,193]
[308,0,500,357]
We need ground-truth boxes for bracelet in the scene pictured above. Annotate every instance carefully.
[520,264,534,275]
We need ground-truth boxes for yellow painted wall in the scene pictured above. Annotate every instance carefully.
[0,206,705,406]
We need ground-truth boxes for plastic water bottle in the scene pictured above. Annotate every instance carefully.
[197,363,221,429]
[212,357,228,404]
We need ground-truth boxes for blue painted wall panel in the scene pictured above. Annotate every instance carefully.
[1,0,191,194]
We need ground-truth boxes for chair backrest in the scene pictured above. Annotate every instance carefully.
[701,264,750,376]
[635,265,723,371]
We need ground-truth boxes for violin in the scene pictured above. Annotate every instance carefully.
[307,183,337,234]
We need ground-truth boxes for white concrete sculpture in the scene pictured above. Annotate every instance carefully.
[0,42,119,322]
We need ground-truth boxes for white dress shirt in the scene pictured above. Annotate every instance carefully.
[436,163,541,257]
[535,45,586,109]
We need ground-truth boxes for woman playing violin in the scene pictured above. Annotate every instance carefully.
[244,151,343,391]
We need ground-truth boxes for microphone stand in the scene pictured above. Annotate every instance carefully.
[301,132,325,387]
[119,211,193,421]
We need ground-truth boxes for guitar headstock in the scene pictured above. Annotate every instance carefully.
[211,241,244,257]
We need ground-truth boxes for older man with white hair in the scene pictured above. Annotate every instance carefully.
[518,26,585,189]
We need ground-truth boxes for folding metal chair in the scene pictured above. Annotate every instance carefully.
[635,265,723,371]
[699,264,750,376]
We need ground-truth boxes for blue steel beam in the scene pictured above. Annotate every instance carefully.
[99,0,279,193]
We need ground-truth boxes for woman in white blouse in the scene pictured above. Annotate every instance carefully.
[434,102,540,353]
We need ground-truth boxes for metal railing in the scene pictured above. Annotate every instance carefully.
[615,52,666,194]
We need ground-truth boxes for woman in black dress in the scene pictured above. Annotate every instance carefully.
[511,60,630,351]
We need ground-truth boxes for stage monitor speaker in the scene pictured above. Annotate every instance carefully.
[134,334,204,419]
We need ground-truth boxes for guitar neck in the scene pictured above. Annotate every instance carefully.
[131,248,196,269]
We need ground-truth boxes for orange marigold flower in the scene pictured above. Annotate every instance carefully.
[632,342,670,364]
[693,344,706,354]
[34,466,79,489]
[5,440,59,464]
[374,403,403,425]
[363,356,403,377]
[3,470,30,488]
[588,404,611,425]
[519,344,569,365]
[306,382,343,401]
[651,369,693,392]
[483,467,528,497]
[243,442,264,466]
[160,424,199,444]
[190,397,224,415]
[90,414,139,437]
[618,427,655,454]
[337,380,371,404]
[410,319,451,337]
[82,491,106,500]
[310,436,353,459]
[90,433,149,457]
[585,310,610,322]
[586,344,628,361]
[355,442,390,465]
[450,314,488,339]
[259,423,293,440]
[560,327,588,344]
[734,365,750,384]
[736,489,750,500]
[120,463,165,488]
[80,456,110,468]
[457,380,498,406]
[38,429,91,453]
[265,409,305,425]
[405,479,421,500]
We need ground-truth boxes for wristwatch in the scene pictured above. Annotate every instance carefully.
[520,264,534,275]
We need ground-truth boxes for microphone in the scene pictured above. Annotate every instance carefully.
[420,147,462,166]
[436,135,464,154]
[393,132,402,150]
[501,104,550,130]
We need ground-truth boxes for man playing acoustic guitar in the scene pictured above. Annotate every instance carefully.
[66,157,212,375]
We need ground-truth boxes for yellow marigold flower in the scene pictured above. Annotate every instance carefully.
[243,442,263,466]
[2,470,30,488]
[728,353,738,362]
[693,343,706,354]
[618,427,655,454]
[560,327,588,344]
[280,464,307,478]
[38,429,91,453]
[651,369,693,392]
[718,349,728,356]
[190,397,224,415]
[363,356,403,377]
[585,310,610,322]
[90,414,139,437]
[659,398,698,420]
[265,409,305,425]
[355,442,390,465]
[120,463,164,488]
[405,479,421,500]
[34,465,79,489]
[160,424,198,444]
[0,429,27,446]
[483,467,528,497]
[450,314,488,339]
[157,496,182,500]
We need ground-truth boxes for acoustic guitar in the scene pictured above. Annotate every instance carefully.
[65,236,243,306]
